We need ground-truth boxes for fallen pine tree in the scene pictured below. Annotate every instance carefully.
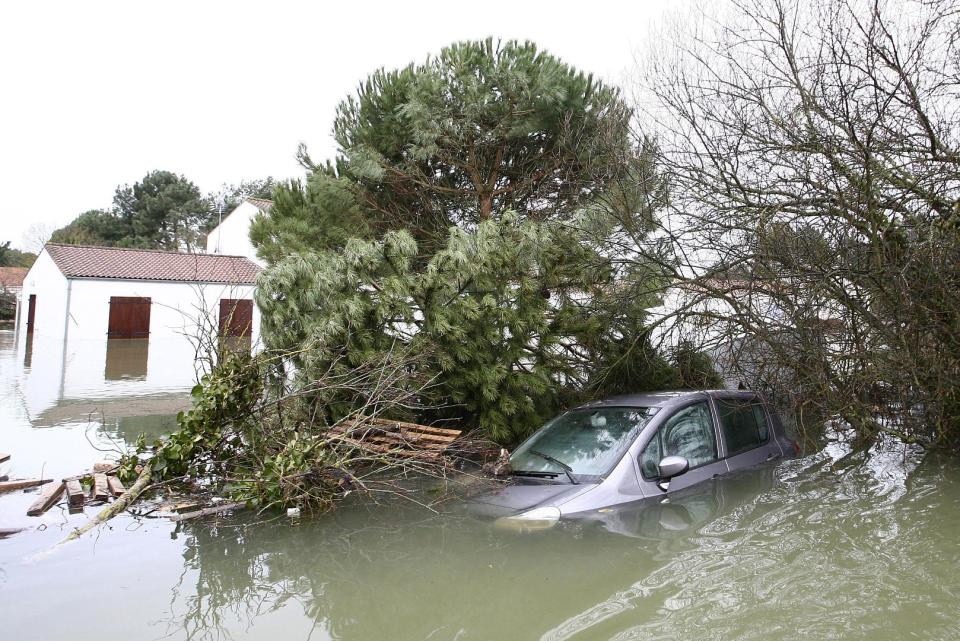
[55,344,500,542]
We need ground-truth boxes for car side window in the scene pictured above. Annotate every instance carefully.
[639,428,662,478]
[639,402,718,477]
[716,397,770,455]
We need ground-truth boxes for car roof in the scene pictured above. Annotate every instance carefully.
[571,389,760,412]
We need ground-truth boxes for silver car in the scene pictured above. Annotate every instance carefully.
[471,390,798,525]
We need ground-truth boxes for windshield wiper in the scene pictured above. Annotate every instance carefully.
[529,449,579,484]
[512,470,559,478]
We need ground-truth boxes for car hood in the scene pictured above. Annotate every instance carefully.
[465,479,598,518]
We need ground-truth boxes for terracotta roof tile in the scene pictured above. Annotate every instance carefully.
[44,244,261,284]
[0,267,28,289]
[245,197,273,211]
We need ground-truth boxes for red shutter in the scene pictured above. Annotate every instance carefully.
[26,294,36,334]
[219,299,253,338]
[107,297,151,338]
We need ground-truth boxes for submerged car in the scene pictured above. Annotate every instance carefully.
[470,390,798,525]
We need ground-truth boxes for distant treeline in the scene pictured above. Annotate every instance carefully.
[50,173,275,252]
[0,241,34,267]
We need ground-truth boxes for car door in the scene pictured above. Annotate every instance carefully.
[713,394,782,471]
[636,400,727,494]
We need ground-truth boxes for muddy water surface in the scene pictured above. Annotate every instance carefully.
[2,328,960,641]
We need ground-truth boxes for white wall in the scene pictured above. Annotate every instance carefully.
[57,278,260,401]
[64,278,260,346]
[206,201,265,266]
[16,249,71,416]
[15,267,261,418]
[17,248,69,342]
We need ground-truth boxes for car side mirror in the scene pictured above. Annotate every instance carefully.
[656,456,689,492]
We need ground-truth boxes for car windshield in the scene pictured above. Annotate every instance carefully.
[510,407,659,478]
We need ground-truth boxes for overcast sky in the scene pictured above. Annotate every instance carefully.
[0,0,674,251]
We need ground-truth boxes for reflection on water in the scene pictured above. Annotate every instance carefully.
[104,338,150,380]
[2,327,960,641]
[0,327,190,538]
[150,455,960,641]
[11,330,198,421]
[22,331,32,368]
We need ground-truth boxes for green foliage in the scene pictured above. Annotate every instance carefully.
[118,346,427,512]
[50,210,121,245]
[120,349,265,484]
[113,170,209,250]
[0,241,35,267]
[251,39,683,443]
[670,341,724,390]
[252,38,638,261]
[249,172,370,264]
[258,213,667,442]
[51,171,211,250]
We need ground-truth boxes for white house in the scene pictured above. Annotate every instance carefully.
[15,243,262,419]
[206,197,272,266]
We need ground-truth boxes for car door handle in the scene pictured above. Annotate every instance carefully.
[766,452,777,461]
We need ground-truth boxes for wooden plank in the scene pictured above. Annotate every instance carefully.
[106,476,126,497]
[342,417,462,437]
[365,434,421,449]
[331,422,455,459]
[160,501,203,513]
[341,427,448,451]
[0,479,53,494]
[369,418,462,437]
[27,481,65,516]
[399,430,456,444]
[345,437,441,461]
[338,424,454,447]
[65,479,85,507]
[0,452,10,464]
[93,462,116,473]
[168,502,246,522]
[365,434,447,451]
[92,473,110,501]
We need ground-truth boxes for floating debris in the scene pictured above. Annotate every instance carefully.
[330,417,463,461]
[0,479,53,494]
[92,473,110,502]
[26,481,65,517]
[168,501,246,522]
[107,476,126,497]
[65,479,85,509]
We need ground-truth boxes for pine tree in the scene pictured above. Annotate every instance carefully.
[259,214,614,441]
[255,40,681,442]
[51,171,210,251]
[252,38,638,262]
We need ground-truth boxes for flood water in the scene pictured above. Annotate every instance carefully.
[2,326,960,641]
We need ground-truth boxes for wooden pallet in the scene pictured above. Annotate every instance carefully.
[329,417,461,460]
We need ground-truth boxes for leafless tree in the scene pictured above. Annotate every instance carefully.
[635,0,960,446]
[20,222,53,254]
